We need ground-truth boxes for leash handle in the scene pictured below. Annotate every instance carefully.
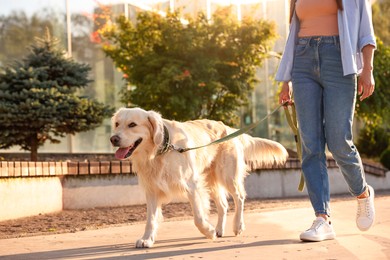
[284,103,305,192]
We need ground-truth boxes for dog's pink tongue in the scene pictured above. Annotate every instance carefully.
[115,147,131,159]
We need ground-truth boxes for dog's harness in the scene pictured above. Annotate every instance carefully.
[156,125,173,155]
[156,125,188,155]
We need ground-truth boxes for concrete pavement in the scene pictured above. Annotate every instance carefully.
[1,195,389,260]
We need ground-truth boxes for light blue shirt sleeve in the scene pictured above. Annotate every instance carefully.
[274,14,298,82]
[339,0,376,76]
[275,0,376,81]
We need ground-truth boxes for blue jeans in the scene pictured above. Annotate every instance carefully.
[291,36,367,216]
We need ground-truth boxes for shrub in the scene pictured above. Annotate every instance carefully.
[380,148,390,170]
[356,126,389,158]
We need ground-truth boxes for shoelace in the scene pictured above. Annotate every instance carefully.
[357,198,371,218]
[309,219,324,231]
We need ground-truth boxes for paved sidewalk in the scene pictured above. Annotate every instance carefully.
[1,196,389,260]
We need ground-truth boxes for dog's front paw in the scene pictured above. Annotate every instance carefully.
[233,222,245,236]
[206,229,217,240]
[216,227,224,238]
[135,238,154,248]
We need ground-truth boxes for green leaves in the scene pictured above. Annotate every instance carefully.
[356,39,390,128]
[0,31,114,160]
[372,0,390,46]
[102,7,276,125]
[355,39,390,159]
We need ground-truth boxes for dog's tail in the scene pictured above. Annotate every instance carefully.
[239,134,289,171]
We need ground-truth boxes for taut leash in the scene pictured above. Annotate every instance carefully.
[169,103,286,153]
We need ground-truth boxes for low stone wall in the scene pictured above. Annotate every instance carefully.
[246,168,390,199]
[0,159,388,221]
[62,174,146,210]
[0,177,63,221]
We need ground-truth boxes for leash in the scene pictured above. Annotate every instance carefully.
[167,103,286,154]
[160,101,305,191]
[284,103,305,192]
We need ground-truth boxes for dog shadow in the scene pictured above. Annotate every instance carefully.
[128,237,299,259]
[2,236,298,260]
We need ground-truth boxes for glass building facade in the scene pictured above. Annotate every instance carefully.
[0,0,294,155]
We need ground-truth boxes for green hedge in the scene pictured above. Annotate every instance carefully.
[380,148,390,170]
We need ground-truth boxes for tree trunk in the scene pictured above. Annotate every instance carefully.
[30,134,38,161]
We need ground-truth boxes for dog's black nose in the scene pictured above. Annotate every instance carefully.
[110,135,120,146]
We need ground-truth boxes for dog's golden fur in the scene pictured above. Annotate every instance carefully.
[110,107,288,248]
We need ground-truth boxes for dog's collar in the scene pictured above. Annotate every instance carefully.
[157,125,172,155]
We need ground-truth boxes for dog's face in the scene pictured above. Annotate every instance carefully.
[110,108,164,160]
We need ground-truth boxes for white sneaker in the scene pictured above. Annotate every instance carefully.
[356,185,375,231]
[300,217,336,242]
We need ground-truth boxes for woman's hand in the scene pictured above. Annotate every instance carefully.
[358,67,375,101]
[279,81,293,106]
[358,44,375,101]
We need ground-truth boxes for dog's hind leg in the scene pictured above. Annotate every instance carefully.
[210,186,228,237]
[187,183,216,240]
[135,192,161,248]
[218,146,247,236]
[226,176,246,236]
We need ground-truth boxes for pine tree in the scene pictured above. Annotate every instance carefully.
[0,29,114,161]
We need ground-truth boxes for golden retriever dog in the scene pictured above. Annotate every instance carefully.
[110,107,288,248]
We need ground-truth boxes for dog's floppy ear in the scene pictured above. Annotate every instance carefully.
[147,110,164,146]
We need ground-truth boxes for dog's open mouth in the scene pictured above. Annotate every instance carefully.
[114,138,143,159]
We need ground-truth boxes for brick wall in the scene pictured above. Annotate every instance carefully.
[0,161,134,177]
[0,158,386,178]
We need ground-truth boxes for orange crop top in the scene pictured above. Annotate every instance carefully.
[295,0,339,37]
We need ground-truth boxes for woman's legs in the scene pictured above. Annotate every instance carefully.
[292,37,330,217]
[292,36,374,239]
[293,36,368,214]
[319,39,375,231]
[294,83,330,216]
[320,45,367,197]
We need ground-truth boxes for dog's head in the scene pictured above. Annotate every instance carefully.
[110,108,164,160]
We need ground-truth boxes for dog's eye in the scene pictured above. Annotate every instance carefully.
[128,122,137,128]
[115,122,119,128]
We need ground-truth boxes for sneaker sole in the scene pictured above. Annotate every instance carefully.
[300,233,336,242]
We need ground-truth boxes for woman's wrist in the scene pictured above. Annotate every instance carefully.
[362,65,373,72]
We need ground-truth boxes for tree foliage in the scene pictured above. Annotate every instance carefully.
[0,30,114,161]
[356,126,389,158]
[102,8,276,125]
[372,0,390,46]
[355,0,390,162]
[355,39,390,159]
[356,40,390,127]
[380,148,390,170]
